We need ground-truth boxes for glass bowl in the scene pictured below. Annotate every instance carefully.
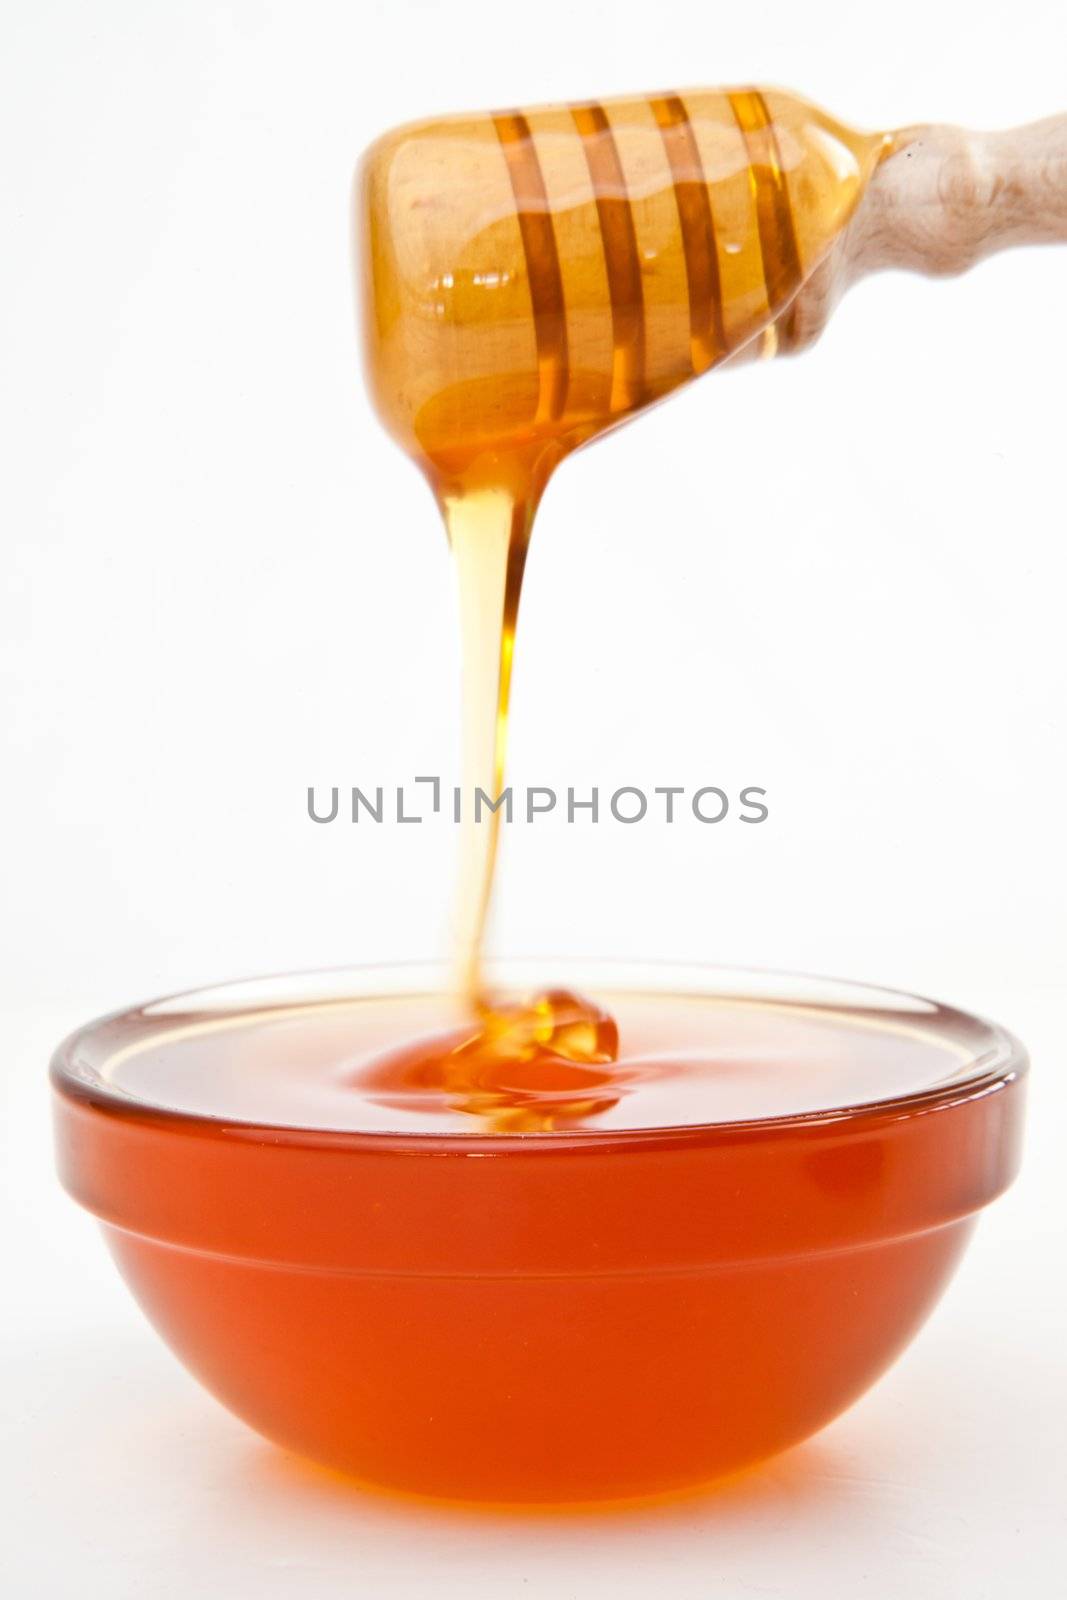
[51,962,1026,1503]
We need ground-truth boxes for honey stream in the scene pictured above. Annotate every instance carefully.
[359,88,884,1124]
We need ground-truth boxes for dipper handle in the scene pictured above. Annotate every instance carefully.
[778,114,1067,355]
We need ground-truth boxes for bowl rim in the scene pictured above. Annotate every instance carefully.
[49,959,1028,1152]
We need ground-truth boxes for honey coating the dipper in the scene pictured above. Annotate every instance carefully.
[359,88,882,491]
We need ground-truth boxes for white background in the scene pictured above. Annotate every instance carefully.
[2,1,1065,1594]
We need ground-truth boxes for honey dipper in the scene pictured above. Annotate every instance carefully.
[358,88,1067,496]
[358,89,1067,998]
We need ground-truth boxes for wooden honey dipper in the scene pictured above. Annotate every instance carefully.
[356,89,1067,1003]
[358,88,1067,500]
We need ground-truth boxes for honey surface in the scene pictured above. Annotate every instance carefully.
[104,988,975,1134]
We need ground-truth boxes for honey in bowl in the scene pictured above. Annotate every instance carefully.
[53,965,1025,1503]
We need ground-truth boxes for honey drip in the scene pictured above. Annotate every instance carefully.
[356,87,964,1122]
[360,988,621,1132]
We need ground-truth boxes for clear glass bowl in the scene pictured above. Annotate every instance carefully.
[51,962,1027,1504]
